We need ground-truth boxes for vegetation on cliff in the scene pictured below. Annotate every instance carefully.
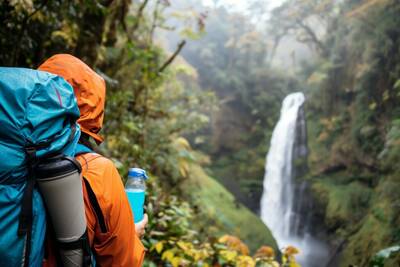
[302,0,400,265]
[271,0,400,265]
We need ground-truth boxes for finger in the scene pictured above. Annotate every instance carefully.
[142,214,148,224]
[136,217,146,227]
[136,214,148,228]
[138,229,145,239]
[137,219,145,228]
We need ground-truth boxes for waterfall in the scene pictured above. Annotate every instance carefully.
[260,92,329,267]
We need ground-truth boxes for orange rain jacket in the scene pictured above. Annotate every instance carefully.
[39,54,145,266]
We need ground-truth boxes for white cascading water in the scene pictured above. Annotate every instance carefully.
[260,92,329,267]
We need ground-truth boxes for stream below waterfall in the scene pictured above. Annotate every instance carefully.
[260,92,330,267]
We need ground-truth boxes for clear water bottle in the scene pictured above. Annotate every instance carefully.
[125,168,148,223]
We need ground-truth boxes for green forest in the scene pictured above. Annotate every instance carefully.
[1,0,400,266]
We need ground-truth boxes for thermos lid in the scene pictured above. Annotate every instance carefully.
[128,168,148,180]
[36,155,81,178]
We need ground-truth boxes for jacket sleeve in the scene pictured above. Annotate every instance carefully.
[81,155,145,267]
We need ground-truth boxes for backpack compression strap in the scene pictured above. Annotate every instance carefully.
[18,143,49,267]
[18,124,77,267]
[57,230,92,267]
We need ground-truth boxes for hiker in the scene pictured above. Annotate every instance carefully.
[39,54,147,266]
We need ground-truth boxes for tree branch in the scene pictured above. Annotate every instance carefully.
[158,40,186,74]
[12,0,48,65]
[296,19,327,56]
[149,0,161,43]
[130,0,149,36]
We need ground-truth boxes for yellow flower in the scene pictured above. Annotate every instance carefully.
[220,250,238,262]
[236,255,255,267]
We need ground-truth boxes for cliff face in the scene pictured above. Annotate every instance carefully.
[307,166,400,266]
[304,53,400,265]
[297,2,400,265]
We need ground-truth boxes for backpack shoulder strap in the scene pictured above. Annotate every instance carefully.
[76,153,103,172]
[77,152,109,235]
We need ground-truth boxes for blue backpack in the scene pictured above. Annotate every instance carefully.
[0,68,81,267]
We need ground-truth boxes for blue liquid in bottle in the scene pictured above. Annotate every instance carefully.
[126,189,145,223]
[125,168,148,223]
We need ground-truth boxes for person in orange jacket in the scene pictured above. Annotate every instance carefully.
[39,54,147,266]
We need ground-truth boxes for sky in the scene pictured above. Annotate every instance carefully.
[202,0,287,12]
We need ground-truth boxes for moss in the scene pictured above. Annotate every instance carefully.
[306,112,331,171]
[179,162,278,253]
[311,176,372,231]
[340,215,392,267]
[385,255,400,267]
[310,171,400,266]
[341,193,400,266]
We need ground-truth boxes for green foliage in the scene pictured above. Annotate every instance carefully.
[379,119,400,171]
[143,171,292,266]
[369,245,400,267]
[0,0,122,67]
[143,178,210,265]
[179,160,277,253]
[0,2,285,266]
[312,176,372,231]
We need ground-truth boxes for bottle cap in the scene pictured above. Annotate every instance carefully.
[128,168,148,180]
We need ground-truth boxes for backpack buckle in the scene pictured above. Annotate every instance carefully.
[25,146,37,163]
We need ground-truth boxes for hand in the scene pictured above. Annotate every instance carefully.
[135,213,148,239]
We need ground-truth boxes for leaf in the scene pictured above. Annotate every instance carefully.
[254,246,275,258]
[161,249,175,261]
[219,250,237,262]
[289,261,302,267]
[155,241,164,253]
[180,28,202,40]
[284,246,300,256]
[346,0,391,18]
[369,102,377,110]
[307,72,328,85]
[382,90,389,101]
[394,79,400,90]
[375,245,400,258]
[236,255,255,267]
[171,257,181,267]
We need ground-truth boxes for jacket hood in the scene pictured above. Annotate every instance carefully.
[38,54,105,144]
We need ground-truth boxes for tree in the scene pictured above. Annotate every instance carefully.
[268,0,338,58]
